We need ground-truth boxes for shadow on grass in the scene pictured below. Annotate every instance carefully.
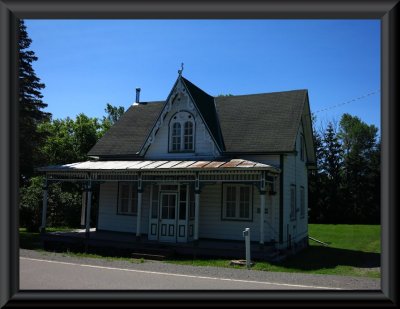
[273,245,380,271]
[19,231,42,250]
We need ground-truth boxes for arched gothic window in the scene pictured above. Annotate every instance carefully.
[171,122,181,151]
[169,112,195,152]
[184,121,193,150]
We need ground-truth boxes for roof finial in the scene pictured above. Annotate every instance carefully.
[178,62,184,76]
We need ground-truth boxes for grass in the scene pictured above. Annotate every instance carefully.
[166,224,381,279]
[19,224,380,278]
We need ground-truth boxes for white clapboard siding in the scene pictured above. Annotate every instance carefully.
[281,122,309,247]
[198,183,275,242]
[97,182,150,234]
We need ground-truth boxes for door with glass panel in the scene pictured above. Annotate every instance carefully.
[159,192,178,242]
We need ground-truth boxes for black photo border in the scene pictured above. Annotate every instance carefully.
[0,0,398,307]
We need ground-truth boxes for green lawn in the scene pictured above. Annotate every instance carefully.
[19,224,381,278]
[167,224,381,278]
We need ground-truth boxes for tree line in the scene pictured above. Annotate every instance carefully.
[308,114,380,224]
[18,20,380,231]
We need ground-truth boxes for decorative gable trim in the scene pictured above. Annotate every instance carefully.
[138,76,223,157]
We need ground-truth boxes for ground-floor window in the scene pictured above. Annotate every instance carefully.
[117,182,137,215]
[222,184,253,221]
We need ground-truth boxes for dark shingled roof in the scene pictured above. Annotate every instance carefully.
[88,102,164,157]
[88,78,308,158]
[181,77,225,151]
[215,90,307,153]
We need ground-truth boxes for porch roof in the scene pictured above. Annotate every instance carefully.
[38,159,280,173]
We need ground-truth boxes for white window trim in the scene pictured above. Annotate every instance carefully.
[169,113,195,152]
[222,184,253,221]
[117,182,137,215]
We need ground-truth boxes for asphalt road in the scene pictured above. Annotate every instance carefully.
[19,249,380,290]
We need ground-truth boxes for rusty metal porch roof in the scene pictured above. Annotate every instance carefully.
[38,159,280,173]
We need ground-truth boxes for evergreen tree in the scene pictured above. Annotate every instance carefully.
[308,115,325,223]
[19,20,51,184]
[320,122,344,222]
[338,114,380,223]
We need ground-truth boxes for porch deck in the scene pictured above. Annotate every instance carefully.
[41,229,282,261]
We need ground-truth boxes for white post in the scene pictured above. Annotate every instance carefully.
[85,187,92,235]
[40,180,48,233]
[136,191,142,237]
[80,191,87,227]
[243,228,251,269]
[194,192,200,240]
[260,192,266,245]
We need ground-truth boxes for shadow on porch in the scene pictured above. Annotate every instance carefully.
[41,229,279,261]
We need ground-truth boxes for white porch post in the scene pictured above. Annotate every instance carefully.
[260,192,266,245]
[136,191,143,237]
[136,174,143,238]
[85,182,92,235]
[40,178,48,233]
[80,190,87,228]
[194,172,200,241]
[194,192,200,240]
[259,171,266,245]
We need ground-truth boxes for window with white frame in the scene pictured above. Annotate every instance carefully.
[171,122,181,151]
[222,184,252,220]
[169,112,195,152]
[290,184,296,221]
[184,121,193,150]
[300,186,305,218]
[118,182,137,215]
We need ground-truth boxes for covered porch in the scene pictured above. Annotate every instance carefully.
[41,228,283,261]
[38,158,281,258]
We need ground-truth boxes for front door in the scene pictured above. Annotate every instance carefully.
[159,192,177,242]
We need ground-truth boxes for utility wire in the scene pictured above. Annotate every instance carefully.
[311,90,380,116]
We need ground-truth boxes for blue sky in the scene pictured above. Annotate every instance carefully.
[25,19,380,133]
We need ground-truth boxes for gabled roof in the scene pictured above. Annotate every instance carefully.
[181,77,225,151]
[88,101,164,157]
[88,77,312,160]
[215,90,308,153]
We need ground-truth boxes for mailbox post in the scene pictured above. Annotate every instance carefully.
[243,228,251,269]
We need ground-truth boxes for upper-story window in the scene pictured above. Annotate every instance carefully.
[169,112,195,152]
[171,123,181,151]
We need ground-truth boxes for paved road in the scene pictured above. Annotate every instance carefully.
[19,249,380,290]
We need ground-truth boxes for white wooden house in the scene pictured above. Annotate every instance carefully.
[39,73,316,254]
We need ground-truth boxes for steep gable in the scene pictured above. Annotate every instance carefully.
[88,78,314,161]
[139,76,223,159]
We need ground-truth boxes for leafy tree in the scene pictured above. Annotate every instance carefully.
[101,103,125,132]
[20,176,82,232]
[19,20,51,184]
[38,114,103,165]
